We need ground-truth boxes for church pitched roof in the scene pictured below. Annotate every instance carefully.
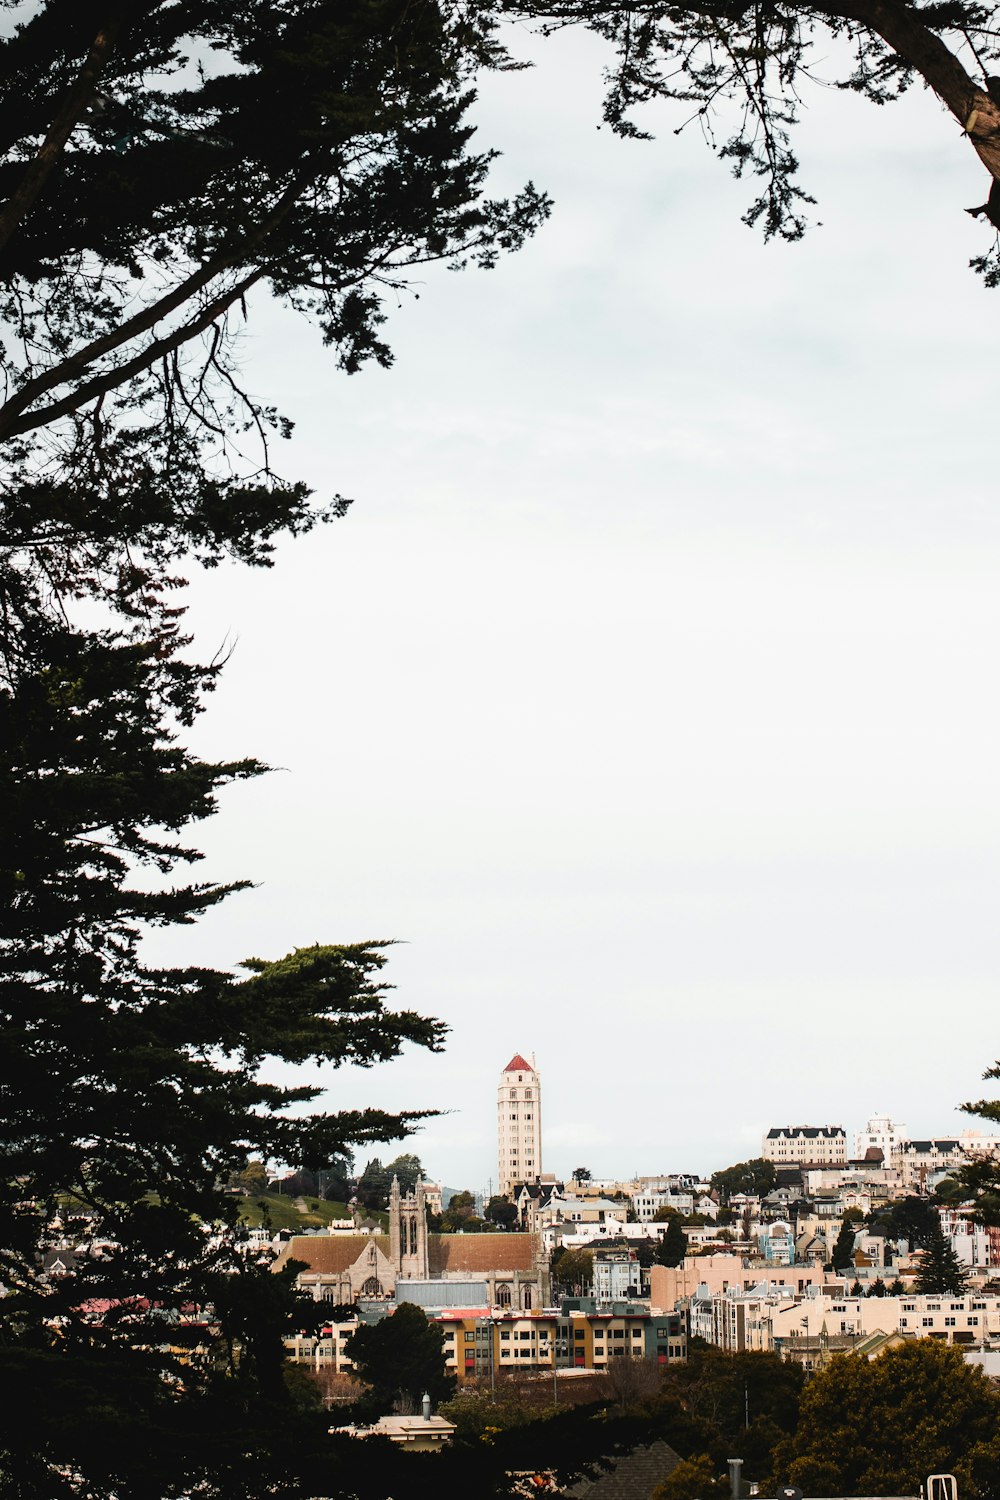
[429,1233,538,1275]
[275,1230,539,1279]
[504,1053,532,1073]
[274,1235,390,1275]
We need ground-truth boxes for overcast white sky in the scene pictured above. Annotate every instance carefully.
[142,23,1000,1195]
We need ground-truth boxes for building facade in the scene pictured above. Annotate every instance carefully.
[498,1052,542,1197]
[891,1132,1000,1190]
[854,1113,908,1163]
[438,1302,687,1384]
[277,1177,550,1310]
[763,1126,847,1165]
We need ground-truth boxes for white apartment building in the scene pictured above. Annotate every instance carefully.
[763,1126,847,1165]
[854,1113,907,1163]
[497,1052,542,1197]
[631,1189,694,1221]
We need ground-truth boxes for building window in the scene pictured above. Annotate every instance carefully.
[464,1331,475,1342]
[969,1317,979,1326]
[901,1318,908,1327]
[945,1317,956,1326]
[922,1317,933,1327]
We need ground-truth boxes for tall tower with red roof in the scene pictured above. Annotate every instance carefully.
[497,1052,541,1198]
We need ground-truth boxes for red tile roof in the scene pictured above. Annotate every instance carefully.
[504,1053,532,1073]
[275,1235,390,1274]
[275,1232,540,1278]
[429,1233,537,1274]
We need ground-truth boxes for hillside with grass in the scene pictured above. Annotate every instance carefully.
[236,1195,388,1232]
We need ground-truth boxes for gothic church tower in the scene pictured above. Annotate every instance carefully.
[388,1175,429,1279]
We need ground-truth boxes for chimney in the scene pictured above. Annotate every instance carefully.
[421,1392,431,1422]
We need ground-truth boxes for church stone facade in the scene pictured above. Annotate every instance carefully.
[276,1177,550,1310]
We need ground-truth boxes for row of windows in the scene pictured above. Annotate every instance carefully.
[898,1316,979,1328]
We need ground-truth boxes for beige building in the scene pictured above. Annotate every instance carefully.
[692,1289,1000,1355]
[891,1132,1000,1190]
[498,1051,542,1197]
[763,1125,847,1165]
[650,1255,826,1309]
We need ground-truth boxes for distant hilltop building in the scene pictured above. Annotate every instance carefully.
[498,1052,541,1197]
[763,1125,846,1166]
[854,1113,908,1163]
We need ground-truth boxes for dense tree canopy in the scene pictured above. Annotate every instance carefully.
[0,0,549,649]
[773,1341,1000,1496]
[709,1158,776,1203]
[0,8,546,1494]
[345,1303,455,1418]
[867,1194,940,1250]
[655,1213,688,1268]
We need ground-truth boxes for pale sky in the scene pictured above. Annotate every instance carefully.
[142,24,1000,1195]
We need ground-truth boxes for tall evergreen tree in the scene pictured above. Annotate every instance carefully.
[914,1223,970,1296]
[655,1213,688,1269]
[831,1216,858,1272]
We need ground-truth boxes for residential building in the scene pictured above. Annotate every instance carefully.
[649,1256,826,1310]
[593,1250,642,1304]
[757,1220,795,1265]
[436,1300,686,1384]
[892,1132,1000,1190]
[631,1188,689,1220]
[688,1289,1000,1356]
[536,1194,629,1236]
[333,1403,457,1450]
[854,1113,908,1164]
[498,1052,542,1197]
[769,1291,1000,1349]
[763,1126,847,1166]
[940,1206,1000,1271]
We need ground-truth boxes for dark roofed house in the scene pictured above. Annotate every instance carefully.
[763,1126,847,1167]
[566,1439,682,1498]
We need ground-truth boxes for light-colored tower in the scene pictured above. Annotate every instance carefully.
[497,1052,542,1198]
[388,1175,428,1279]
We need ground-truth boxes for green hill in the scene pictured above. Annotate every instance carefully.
[236,1195,389,1233]
[236,1194,356,1231]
